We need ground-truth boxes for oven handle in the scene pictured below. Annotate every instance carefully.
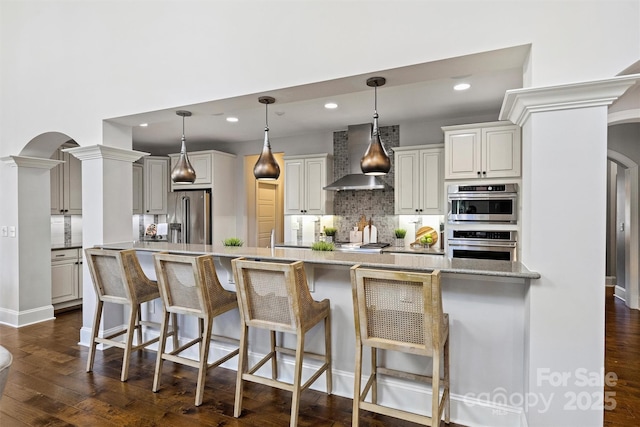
[448,239,517,248]
[448,193,517,200]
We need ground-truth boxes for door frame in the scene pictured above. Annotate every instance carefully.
[608,149,639,309]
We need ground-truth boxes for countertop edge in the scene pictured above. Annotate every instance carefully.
[97,241,540,280]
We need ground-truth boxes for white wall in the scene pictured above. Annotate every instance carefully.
[1,1,638,156]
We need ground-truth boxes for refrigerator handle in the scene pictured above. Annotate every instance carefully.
[204,191,211,244]
[182,196,190,244]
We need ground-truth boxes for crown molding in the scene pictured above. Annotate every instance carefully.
[63,145,149,163]
[0,156,63,169]
[500,74,640,126]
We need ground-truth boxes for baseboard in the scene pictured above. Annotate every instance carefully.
[614,285,626,301]
[0,304,55,328]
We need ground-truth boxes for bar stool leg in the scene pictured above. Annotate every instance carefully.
[195,316,213,406]
[352,337,363,427]
[324,313,332,394]
[371,347,378,404]
[120,304,139,382]
[86,300,103,373]
[270,330,277,379]
[234,324,249,418]
[289,333,305,427]
[171,313,179,351]
[152,310,171,392]
[432,349,441,423]
[444,338,451,424]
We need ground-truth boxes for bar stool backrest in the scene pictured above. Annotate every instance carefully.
[153,253,224,316]
[232,258,312,333]
[351,267,443,356]
[85,248,154,304]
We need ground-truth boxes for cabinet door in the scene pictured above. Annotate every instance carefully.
[445,129,481,180]
[284,159,304,214]
[144,158,168,214]
[51,251,79,304]
[64,151,83,215]
[170,152,212,190]
[394,150,420,215]
[420,149,443,214]
[482,126,521,178]
[50,150,63,215]
[132,163,144,214]
[304,157,327,215]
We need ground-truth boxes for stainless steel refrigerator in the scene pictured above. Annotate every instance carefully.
[167,190,211,244]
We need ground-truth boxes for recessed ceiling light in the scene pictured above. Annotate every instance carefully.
[324,102,338,109]
[139,123,148,127]
[454,83,471,91]
[226,117,239,122]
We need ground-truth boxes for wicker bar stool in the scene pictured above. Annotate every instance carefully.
[350,265,450,426]
[152,253,239,406]
[85,248,177,382]
[231,258,332,427]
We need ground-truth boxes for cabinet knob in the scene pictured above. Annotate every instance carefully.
[482,171,487,175]
[477,171,481,176]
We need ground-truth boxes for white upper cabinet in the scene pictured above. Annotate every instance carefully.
[394,145,444,215]
[132,163,144,215]
[284,154,333,215]
[443,121,521,180]
[168,151,213,191]
[50,145,82,215]
[143,156,169,214]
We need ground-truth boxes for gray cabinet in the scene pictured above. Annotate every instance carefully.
[143,156,169,214]
[51,248,83,308]
[50,146,82,215]
[132,163,144,214]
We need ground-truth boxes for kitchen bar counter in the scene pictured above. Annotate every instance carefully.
[102,240,538,279]
[93,240,537,426]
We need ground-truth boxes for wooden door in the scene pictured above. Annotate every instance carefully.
[256,181,277,247]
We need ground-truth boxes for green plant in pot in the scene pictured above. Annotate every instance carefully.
[311,241,335,251]
[222,237,244,247]
[394,228,406,247]
[323,227,337,243]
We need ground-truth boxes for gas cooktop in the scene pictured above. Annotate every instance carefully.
[334,242,390,253]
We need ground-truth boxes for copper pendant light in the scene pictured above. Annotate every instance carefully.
[171,110,197,183]
[361,77,391,176]
[253,96,281,180]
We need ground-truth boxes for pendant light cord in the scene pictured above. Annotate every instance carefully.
[265,102,269,131]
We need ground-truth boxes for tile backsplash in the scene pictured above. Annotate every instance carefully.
[51,215,82,245]
[333,125,398,243]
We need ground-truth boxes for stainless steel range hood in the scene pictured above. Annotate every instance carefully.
[323,123,390,191]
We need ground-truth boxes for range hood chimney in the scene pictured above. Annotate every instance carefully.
[324,123,390,191]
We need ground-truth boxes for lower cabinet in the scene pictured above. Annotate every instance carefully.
[51,248,83,309]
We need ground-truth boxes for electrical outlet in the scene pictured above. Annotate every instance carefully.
[1,226,7,237]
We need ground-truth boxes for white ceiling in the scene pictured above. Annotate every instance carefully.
[108,45,530,155]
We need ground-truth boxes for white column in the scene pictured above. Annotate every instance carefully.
[500,75,638,426]
[64,145,148,346]
[0,156,62,326]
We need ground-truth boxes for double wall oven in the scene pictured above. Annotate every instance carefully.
[447,184,519,261]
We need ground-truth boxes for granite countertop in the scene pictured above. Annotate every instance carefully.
[99,241,540,280]
[277,242,445,256]
[52,242,83,250]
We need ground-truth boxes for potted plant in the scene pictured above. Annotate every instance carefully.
[394,229,406,247]
[222,237,244,247]
[311,241,335,251]
[323,227,337,243]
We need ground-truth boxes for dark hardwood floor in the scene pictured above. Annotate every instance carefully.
[0,309,461,426]
[604,287,640,426]
[0,289,637,426]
